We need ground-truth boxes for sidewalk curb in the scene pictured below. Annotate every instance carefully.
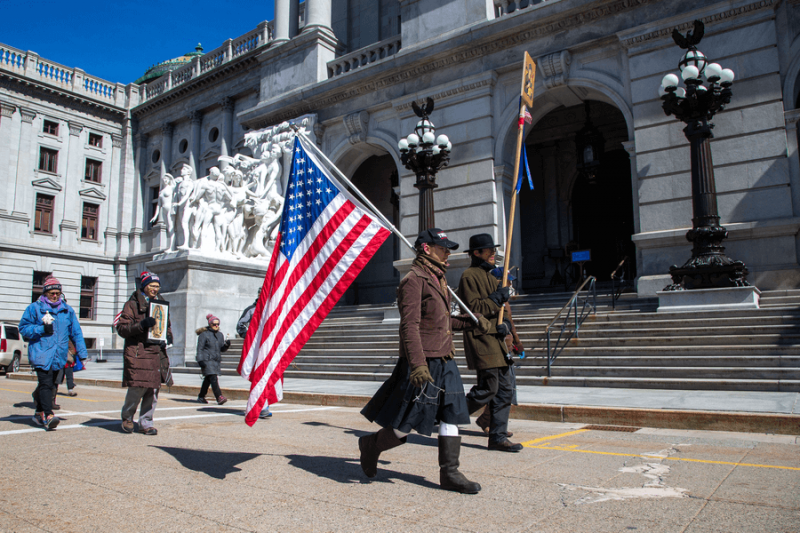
[9,373,799,435]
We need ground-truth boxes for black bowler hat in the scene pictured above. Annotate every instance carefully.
[414,228,460,250]
[467,233,500,253]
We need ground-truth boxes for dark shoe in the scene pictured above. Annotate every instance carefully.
[488,440,523,452]
[68,389,77,397]
[197,396,208,404]
[138,427,158,436]
[121,419,135,433]
[216,396,228,405]
[31,412,44,427]
[44,415,60,431]
[358,427,406,478]
[475,409,513,438]
[438,436,481,494]
[51,403,61,410]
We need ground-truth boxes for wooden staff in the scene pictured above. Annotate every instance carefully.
[499,52,536,324]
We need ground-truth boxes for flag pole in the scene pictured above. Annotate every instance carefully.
[498,52,536,324]
[296,132,480,324]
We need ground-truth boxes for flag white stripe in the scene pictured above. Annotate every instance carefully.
[245,215,382,410]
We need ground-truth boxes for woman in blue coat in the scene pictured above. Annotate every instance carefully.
[19,276,88,430]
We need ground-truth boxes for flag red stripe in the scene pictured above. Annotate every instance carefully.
[247,209,369,391]
[243,222,390,425]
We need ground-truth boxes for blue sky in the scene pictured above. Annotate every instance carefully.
[1,0,275,84]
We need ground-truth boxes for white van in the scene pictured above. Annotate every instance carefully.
[0,323,28,373]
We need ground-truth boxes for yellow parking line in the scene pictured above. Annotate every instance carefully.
[521,428,590,446]
[530,444,800,472]
[0,387,35,394]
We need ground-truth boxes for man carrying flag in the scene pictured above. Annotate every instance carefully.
[238,135,391,426]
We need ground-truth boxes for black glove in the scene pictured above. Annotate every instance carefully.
[167,332,173,345]
[159,341,167,349]
[140,317,157,330]
[43,323,54,336]
[496,320,511,338]
[224,339,231,348]
[488,286,511,306]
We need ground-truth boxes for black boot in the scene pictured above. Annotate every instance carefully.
[438,436,481,494]
[358,427,406,478]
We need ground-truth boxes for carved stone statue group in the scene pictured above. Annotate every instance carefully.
[151,119,312,260]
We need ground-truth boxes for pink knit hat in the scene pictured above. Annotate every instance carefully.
[43,276,62,292]
[206,313,220,326]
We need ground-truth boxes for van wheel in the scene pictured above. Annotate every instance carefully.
[7,353,20,373]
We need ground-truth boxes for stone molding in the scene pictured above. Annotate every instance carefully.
[20,108,36,123]
[220,96,235,112]
[31,176,63,192]
[0,101,15,118]
[313,122,325,145]
[161,122,174,136]
[343,110,369,145]
[538,50,571,89]
[632,217,800,248]
[618,0,778,49]
[394,76,495,114]
[622,140,636,155]
[785,109,800,128]
[188,110,203,125]
[68,121,84,136]
[111,134,123,148]
[78,186,107,201]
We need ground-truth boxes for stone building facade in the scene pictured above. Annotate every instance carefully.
[2,0,800,362]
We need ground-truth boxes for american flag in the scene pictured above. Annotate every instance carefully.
[112,311,122,326]
[238,135,391,425]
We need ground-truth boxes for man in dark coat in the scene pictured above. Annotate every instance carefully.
[458,233,523,452]
[359,228,491,494]
[116,271,172,436]
[236,288,272,419]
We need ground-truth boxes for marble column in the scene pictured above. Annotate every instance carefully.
[220,97,234,157]
[104,133,123,255]
[303,0,332,33]
[784,110,800,266]
[60,121,84,247]
[12,109,36,217]
[0,102,17,214]
[188,111,203,177]
[274,0,300,43]
[160,122,174,177]
[131,132,148,255]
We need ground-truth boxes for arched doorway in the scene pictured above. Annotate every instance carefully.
[517,100,634,291]
[341,154,400,305]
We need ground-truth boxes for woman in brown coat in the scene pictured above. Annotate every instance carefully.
[116,271,172,436]
[360,228,491,494]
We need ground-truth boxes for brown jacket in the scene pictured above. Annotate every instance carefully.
[458,264,510,370]
[398,264,474,369]
[116,291,173,388]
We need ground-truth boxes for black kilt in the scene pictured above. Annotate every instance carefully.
[361,356,470,436]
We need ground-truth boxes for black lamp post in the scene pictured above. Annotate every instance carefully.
[659,20,749,290]
[398,98,452,232]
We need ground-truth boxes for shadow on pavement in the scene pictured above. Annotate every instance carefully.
[285,454,440,490]
[13,402,36,409]
[152,446,262,479]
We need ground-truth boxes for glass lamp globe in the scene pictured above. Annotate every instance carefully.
[398,138,409,152]
[407,133,419,147]
[719,69,735,84]
[414,119,435,138]
[436,134,449,148]
[679,49,707,75]
[661,73,679,89]
[681,65,700,81]
[422,132,436,145]
[704,63,722,82]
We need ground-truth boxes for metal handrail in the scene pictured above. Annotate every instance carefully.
[610,257,630,311]
[544,275,597,377]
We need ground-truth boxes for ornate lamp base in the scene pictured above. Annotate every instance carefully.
[664,258,749,291]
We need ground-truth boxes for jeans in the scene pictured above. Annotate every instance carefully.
[56,366,75,390]
[199,375,222,399]
[465,365,514,444]
[121,387,159,429]
[33,368,58,416]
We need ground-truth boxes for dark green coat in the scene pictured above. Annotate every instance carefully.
[457,265,508,370]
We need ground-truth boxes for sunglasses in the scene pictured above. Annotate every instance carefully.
[211,323,220,327]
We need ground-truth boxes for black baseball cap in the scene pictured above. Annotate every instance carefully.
[414,228,459,250]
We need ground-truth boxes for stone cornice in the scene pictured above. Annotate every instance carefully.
[0,242,124,265]
[618,0,778,49]
[394,74,496,114]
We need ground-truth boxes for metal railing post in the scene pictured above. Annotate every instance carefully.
[546,329,552,377]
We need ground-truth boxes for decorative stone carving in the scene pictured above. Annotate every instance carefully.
[111,134,123,148]
[343,110,369,145]
[0,102,15,118]
[538,50,571,89]
[150,172,176,248]
[20,109,36,123]
[161,122,174,136]
[188,110,203,125]
[220,97,235,112]
[68,121,84,137]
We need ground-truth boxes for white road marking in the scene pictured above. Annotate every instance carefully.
[0,406,339,436]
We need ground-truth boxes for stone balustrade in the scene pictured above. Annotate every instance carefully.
[0,42,126,106]
[327,36,401,79]
[143,20,273,102]
[494,0,552,16]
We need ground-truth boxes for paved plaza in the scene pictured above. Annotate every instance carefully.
[1,380,797,532]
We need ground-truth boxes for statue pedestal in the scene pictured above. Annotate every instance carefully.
[146,250,269,367]
[656,286,761,314]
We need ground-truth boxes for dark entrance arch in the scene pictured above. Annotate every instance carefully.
[341,154,400,305]
[517,100,634,291]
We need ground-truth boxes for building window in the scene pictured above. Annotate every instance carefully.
[38,147,58,173]
[81,203,99,241]
[152,149,160,163]
[88,133,102,147]
[79,276,97,320]
[149,186,159,229]
[85,159,102,183]
[179,139,188,153]
[34,194,54,234]
[43,120,59,136]
[209,127,219,142]
[31,270,52,302]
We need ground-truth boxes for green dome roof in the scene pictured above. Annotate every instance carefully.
[134,44,204,85]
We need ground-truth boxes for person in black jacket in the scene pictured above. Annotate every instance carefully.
[236,289,272,419]
[196,313,230,405]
